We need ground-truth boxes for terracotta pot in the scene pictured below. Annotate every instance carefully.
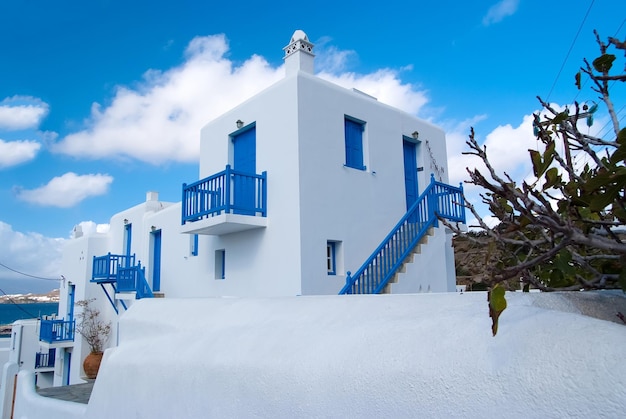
[83,351,104,379]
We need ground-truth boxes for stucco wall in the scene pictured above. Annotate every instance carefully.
[294,73,454,294]
[81,293,626,418]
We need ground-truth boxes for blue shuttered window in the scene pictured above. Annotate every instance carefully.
[344,117,366,170]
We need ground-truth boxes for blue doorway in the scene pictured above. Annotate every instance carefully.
[403,139,419,214]
[232,125,256,215]
[151,230,161,292]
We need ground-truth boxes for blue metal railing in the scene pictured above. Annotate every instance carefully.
[35,349,56,368]
[339,175,465,295]
[39,319,75,343]
[182,165,267,224]
[117,262,154,299]
[92,253,136,282]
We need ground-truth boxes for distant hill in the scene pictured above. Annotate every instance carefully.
[0,289,59,304]
[453,233,521,291]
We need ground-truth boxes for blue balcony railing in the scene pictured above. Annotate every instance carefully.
[35,349,56,368]
[182,165,267,224]
[39,319,75,343]
[92,253,136,282]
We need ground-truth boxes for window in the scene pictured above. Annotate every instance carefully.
[123,223,132,257]
[190,234,199,257]
[327,242,336,275]
[215,249,225,280]
[344,116,366,170]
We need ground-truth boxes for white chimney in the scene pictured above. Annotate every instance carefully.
[283,30,314,76]
[146,191,159,202]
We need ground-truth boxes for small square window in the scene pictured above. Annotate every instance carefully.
[215,249,225,280]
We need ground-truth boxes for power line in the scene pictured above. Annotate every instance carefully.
[0,261,60,281]
[0,286,39,319]
[545,0,595,102]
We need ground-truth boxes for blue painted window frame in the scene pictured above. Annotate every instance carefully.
[190,234,199,256]
[123,223,132,261]
[327,241,336,275]
[344,116,366,170]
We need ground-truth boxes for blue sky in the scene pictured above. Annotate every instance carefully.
[0,0,624,293]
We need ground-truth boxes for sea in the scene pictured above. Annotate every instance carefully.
[0,302,59,329]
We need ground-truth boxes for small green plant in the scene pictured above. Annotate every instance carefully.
[75,299,111,353]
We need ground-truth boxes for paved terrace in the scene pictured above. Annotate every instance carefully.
[37,380,93,404]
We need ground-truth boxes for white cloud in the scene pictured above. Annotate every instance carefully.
[0,96,49,130]
[52,34,431,164]
[315,44,357,74]
[0,221,63,284]
[71,221,110,238]
[0,138,41,168]
[482,0,519,26]
[318,69,429,116]
[53,35,284,164]
[15,172,113,208]
[445,111,539,223]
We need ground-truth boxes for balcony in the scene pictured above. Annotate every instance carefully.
[35,349,56,370]
[181,165,268,236]
[92,253,136,283]
[39,318,75,348]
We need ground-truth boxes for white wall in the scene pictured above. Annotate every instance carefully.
[188,75,304,296]
[12,371,86,419]
[294,73,454,294]
[79,294,626,418]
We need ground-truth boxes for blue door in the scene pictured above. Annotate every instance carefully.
[403,140,419,217]
[152,230,161,292]
[63,351,71,386]
[233,126,256,215]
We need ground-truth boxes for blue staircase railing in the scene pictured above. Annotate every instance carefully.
[91,254,153,314]
[117,262,154,299]
[339,175,465,295]
[182,165,267,224]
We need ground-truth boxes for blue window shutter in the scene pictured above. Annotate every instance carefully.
[344,118,364,169]
[191,234,199,256]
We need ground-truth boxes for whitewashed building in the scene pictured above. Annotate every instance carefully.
[9,30,465,393]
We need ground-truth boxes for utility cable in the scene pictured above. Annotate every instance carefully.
[0,286,39,319]
[0,261,61,281]
[545,0,595,102]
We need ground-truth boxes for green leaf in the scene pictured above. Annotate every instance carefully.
[592,54,616,73]
[552,111,569,125]
[488,284,507,336]
[529,150,541,177]
[543,167,561,190]
[589,183,625,212]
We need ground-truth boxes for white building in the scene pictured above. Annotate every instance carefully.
[3,30,465,398]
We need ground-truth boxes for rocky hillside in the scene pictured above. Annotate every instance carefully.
[0,289,60,304]
[453,233,520,291]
